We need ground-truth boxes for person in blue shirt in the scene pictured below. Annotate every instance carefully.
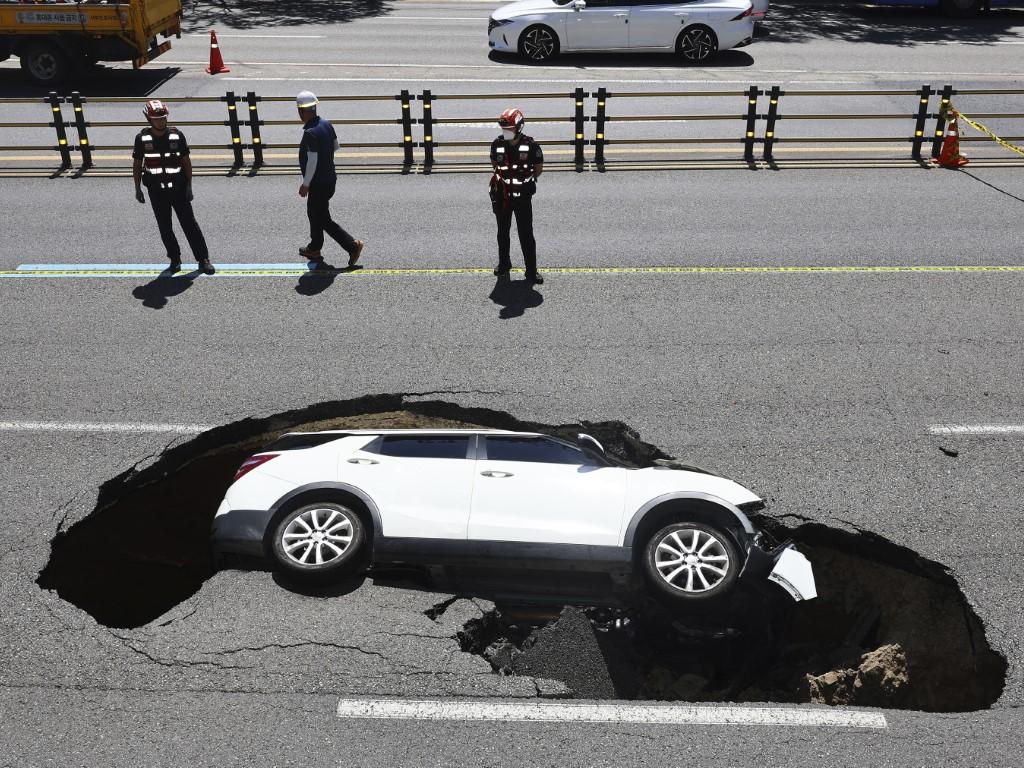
[296,90,364,270]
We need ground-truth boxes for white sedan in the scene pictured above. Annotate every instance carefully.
[488,0,756,63]
[211,429,816,605]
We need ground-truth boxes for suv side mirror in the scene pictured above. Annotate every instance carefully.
[571,0,586,10]
[577,433,605,455]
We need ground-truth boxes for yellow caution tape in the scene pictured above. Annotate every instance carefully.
[953,106,1024,158]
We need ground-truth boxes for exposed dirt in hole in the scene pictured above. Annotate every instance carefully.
[36,394,1006,710]
[454,518,1007,712]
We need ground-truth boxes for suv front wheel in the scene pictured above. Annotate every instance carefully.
[643,521,739,601]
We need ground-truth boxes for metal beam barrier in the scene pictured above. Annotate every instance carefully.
[760,88,935,160]
[587,89,754,166]
[418,91,583,170]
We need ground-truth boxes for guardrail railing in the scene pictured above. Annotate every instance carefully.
[1,85,1022,174]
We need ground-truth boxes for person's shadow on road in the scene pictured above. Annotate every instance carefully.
[131,270,197,309]
[489,274,543,319]
[295,263,362,296]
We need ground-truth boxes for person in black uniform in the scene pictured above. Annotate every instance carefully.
[490,107,544,284]
[132,100,215,275]
[296,90,364,270]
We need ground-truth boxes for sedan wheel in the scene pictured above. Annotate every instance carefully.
[677,26,718,63]
[520,26,559,62]
[643,522,739,601]
[271,502,365,578]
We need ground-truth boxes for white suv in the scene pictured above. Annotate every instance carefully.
[211,429,816,604]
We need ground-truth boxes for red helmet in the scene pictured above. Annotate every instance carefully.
[143,99,169,120]
[498,107,525,132]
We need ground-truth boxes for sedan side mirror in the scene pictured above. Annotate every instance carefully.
[571,0,586,10]
[577,433,605,455]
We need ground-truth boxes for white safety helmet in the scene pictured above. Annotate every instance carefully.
[296,90,319,110]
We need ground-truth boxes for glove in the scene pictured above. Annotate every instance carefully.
[135,188,145,204]
[186,185,194,203]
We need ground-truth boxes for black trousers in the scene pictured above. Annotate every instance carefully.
[306,180,357,254]
[495,196,537,276]
[149,185,209,262]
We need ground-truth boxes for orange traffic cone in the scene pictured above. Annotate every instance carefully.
[205,30,230,75]
[931,111,968,168]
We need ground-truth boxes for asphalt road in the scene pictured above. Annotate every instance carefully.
[1,2,1023,766]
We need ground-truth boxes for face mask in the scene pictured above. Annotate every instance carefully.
[501,128,516,140]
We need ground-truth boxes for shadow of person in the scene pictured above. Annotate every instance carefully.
[295,263,365,296]
[131,270,196,309]
[488,274,544,319]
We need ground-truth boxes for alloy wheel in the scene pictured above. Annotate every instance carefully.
[280,507,354,567]
[679,29,715,62]
[653,527,731,593]
[522,27,556,61]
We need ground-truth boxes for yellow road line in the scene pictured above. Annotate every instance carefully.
[2,265,1023,278]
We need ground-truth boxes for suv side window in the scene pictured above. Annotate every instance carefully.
[485,436,589,465]
[374,435,470,459]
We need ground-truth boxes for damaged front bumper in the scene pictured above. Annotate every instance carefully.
[741,540,817,602]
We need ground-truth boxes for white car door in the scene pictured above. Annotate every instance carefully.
[469,435,628,545]
[628,0,694,49]
[565,0,630,51]
[342,434,476,539]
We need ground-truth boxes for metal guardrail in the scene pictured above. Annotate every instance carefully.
[1,85,1022,173]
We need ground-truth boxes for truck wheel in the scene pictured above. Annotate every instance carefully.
[20,42,70,85]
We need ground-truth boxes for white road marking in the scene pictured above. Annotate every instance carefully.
[0,421,213,434]
[928,425,1024,435]
[360,16,485,20]
[186,34,325,38]
[220,77,873,85]
[335,699,889,728]
[160,60,1024,77]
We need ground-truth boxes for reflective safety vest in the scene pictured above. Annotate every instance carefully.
[490,134,542,201]
[139,129,185,190]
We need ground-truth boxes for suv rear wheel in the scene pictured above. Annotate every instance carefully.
[643,521,739,601]
[271,502,366,579]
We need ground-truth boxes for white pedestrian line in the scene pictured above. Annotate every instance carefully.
[335,699,889,729]
[0,421,213,434]
[928,425,1024,435]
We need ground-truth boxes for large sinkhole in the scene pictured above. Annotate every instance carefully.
[37,394,1005,711]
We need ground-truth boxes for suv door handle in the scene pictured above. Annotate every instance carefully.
[480,470,514,478]
[613,12,628,16]
[348,458,378,465]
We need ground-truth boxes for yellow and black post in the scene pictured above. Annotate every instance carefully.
[763,85,781,161]
[47,92,72,171]
[245,91,264,169]
[399,89,414,168]
[911,84,932,161]
[930,84,954,159]
[69,92,91,170]
[593,87,608,168]
[743,85,758,162]
[421,89,435,170]
[573,86,586,167]
[224,91,245,169]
